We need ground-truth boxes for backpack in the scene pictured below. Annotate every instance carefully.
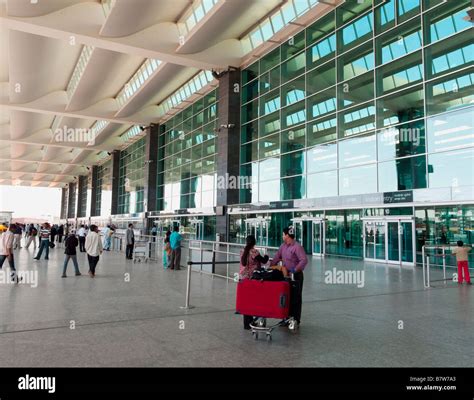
[251,268,285,281]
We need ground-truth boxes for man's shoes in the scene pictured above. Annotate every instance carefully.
[75,272,81,276]
[467,282,472,285]
[244,326,251,330]
[45,258,49,260]
[61,275,67,278]
[34,257,39,260]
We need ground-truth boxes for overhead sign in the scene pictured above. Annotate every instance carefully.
[269,201,294,209]
[383,191,413,204]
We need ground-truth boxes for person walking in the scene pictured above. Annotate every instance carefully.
[103,225,112,251]
[0,224,23,283]
[13,223,22,250]
[34,223,51,260]
[169,226,182,270]
[57,224,64,244]
[62,230,81,278]
[50,224,57,245]
[77,225,86,252]
[270,227,308,328]
[85,225,102,278]
[25,224,38,251]
[126,223,135,260]
[452,241,472,285]
[239,234,269,330]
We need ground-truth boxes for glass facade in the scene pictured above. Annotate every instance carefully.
[118,138,146,214]
[156,89,218,212]
[77,175,88,218]
[240,0,473,203]
[94,159,113,217]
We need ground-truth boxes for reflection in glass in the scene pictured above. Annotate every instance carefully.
[307,142,337,173]
[378,155,427,192]
[307,170,337,198]
[428,148,474,188]
[377,120,426,160]
[339,134,376,168]
[427,107,474,153]
[339,164,377,195]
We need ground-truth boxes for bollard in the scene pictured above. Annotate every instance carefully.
[426,256,431,288]
[180,261,195,310]
[442,247,446,282]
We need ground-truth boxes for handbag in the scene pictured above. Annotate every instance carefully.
[251,268,284,281]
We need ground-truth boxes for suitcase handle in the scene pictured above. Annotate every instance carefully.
[280,294,287,308]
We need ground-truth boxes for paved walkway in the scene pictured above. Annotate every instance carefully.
[0,240,472,367]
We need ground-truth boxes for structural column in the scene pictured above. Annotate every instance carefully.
[216,68,241,242]
[144,124,159,213]
[60,187,68,220]
[90,166,99,217]
[110,150,121,216]
[67,182,76,219]
[76,175,87,218]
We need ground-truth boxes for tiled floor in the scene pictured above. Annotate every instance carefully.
[0,241,472,367]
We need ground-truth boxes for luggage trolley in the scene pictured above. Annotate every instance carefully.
[236,272,299,341]
[133,240,149,263]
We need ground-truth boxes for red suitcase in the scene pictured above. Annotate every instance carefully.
[236,279,290,319]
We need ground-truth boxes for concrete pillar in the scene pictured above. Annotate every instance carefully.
[60,187,68,220]
[90,166,99,217]
[144,124,159,213]
[67,182,76,219]
[110,150,120,216]
[216,68,241,242]
[76,175,87,218]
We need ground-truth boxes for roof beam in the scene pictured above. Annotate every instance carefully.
[0,15,223,70]
[0,138,114,152]
[0,102,148,125]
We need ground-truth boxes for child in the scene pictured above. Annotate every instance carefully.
[452,241,471,285]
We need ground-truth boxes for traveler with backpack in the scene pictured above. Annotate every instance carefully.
[85,225,102,277]
[77,225,86,252]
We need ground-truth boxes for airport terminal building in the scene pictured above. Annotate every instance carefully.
[52,0,474,267]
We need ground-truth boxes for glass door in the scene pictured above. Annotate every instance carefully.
[387,221,400,263]
[293,220,304,245]
[400,221,414,263]
[364,221,386,261]
[312,220,325,256]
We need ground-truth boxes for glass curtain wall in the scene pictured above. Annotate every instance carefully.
[118,138,146,214]
[240,0,473,203]
[156,89,219,212]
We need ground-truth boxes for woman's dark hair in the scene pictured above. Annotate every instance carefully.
[166,230,171,237]
[90,224,98,232]
[241,235,256,266]
[283,226,295,239]
[457,240,464,247]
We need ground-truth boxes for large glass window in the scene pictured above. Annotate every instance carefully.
[377,120,426,161]
[306,142,337,173]
[281,52,306,83]
[307,88,337,121]
[281,175,305,200]
[339,42,374,82]
[307,170,338,198]
[307,113,337,146]
[428,148,474,188]
[378,155,427,192]
[338,134,376,168]
[281,125,305,154]
[425,0,471,45]
[339,102,376,137]
[339,164,377,195]
[281,150,305,177]
[427,107,474,153]
[306,60,336,95]
[426,70,474,115]
[338,72,374,109]
[376,85,424,128]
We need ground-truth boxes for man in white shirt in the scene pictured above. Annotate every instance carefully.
[77,225,86,253]
[0,224,22,283]
[85,224,103,278]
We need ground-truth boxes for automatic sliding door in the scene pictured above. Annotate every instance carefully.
[387,222,400,262]
[312,221,323,255]
[400,221,414,263]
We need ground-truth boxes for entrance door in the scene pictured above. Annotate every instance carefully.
[312,220,325,256]
[293,220,304,244]
[191,220,204,240]
[244,218,269,247]
[363,219,414,264]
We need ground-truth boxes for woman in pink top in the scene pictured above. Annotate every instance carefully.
[240,235,269,329]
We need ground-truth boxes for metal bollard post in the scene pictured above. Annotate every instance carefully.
[426,256,431,288]
[442,247,446,282]
[180,261,195,310]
